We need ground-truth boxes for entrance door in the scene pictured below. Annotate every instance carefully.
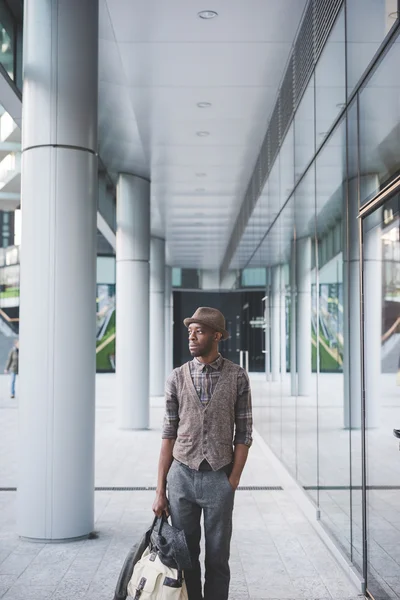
[361,188,400,599]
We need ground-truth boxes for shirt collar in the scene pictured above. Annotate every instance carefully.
[192,353,223,372]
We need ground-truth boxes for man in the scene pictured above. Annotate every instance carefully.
[4,339,19,398]
[153,307,253,600]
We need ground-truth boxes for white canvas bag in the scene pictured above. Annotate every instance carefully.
[127,546,188,600]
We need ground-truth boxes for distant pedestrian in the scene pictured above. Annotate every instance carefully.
[5,339,19,398]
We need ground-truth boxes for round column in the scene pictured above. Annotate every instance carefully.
[165,266,173,377]
[271,266,280,382]
[18,0,98,541]
[297,237,312,396]
[150,237,166,396]
[343,176,380,428]
[116,174,150,429]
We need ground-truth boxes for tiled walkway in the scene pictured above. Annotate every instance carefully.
[0,374,362,599]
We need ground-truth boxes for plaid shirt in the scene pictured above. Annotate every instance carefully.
[163,354,253,447]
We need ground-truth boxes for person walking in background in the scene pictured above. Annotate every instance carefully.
[5,339,19,398]
[153,307,253,600]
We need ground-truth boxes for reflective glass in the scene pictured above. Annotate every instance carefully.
[315,119,351,556]
[0,1,15,80]
[294,74,315,183]
[315,8,346,150]
[363,192,400,599]
[294,164,318,500]
[347,0,398,96]
[359,33,400,204]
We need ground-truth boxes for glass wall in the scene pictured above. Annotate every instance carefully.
[0,0,22,88]
[246,7,400,596]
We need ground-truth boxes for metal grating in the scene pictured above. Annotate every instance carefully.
[220,0,345,278]
[294,0,314,104]
[0,486,283,492]
[280,55,295,138]
[268,101,281,166]
[314,0,343,59]
[259,131,270,186]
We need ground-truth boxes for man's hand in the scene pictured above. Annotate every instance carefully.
[152,490,169,517]
[228,475,240,491]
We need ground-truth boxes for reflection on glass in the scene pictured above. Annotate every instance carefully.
[295,75,315,183]
[0,1,16,81]
[347,0,398,96]
[315,8,345,150]
[294,165,318,499]
[359,34,400,204]
[314,118,352,557]
[363,192,400,599]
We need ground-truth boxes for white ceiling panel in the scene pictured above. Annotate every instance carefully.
[105,0,306,44]
[118,42,292,88]
[127,86,277,123]
[100,0,308,268]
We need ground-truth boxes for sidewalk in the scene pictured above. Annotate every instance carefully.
[0,374,362,599]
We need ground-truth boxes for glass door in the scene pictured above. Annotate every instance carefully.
[361,188,400,599]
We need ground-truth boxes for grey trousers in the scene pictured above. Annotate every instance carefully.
[167,460,235,600]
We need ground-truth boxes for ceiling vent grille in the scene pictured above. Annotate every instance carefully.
[294,0,314,103]
[280,55,295,138]
[314,0,343,59]
[220,0,345,277]
[269,101,281,167]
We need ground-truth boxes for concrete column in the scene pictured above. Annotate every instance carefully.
[150,237,166,396]
[271,266,280,382]
[116,174,150,429]
[290,240,297,396]
[297,237,312,396]
[165,266,174,377]
[343,176,380,428]
[18,0,98,541]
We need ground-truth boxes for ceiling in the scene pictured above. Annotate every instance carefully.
[99,0,308,268]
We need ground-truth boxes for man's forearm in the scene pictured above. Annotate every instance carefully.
[230,444,250,487]
[157,438,176,493]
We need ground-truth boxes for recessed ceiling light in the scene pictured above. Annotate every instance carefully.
[198,10,218,19]
[197,102,212,108]
[196,131,210,137]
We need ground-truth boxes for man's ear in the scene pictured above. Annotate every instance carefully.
[215,332,222,342]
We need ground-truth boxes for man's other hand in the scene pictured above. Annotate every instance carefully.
[152,490,169,517]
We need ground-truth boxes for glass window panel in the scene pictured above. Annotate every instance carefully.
[315,8,346,150]
[347,0,398,96]
[315,118,351,557]
[0,1,15,80]
[359,33,400,204]
[280,123,294,206]
[363,192,400,598]
[294,164,318,501]
[294,74,315,183]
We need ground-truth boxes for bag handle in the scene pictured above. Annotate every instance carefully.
[150,512,169,536]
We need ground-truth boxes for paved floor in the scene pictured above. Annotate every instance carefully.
[0,374,362,599]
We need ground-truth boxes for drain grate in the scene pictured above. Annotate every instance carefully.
[304,485,400,491]
[1,486,283,492]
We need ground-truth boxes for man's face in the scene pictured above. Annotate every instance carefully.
[188,323,216,357]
